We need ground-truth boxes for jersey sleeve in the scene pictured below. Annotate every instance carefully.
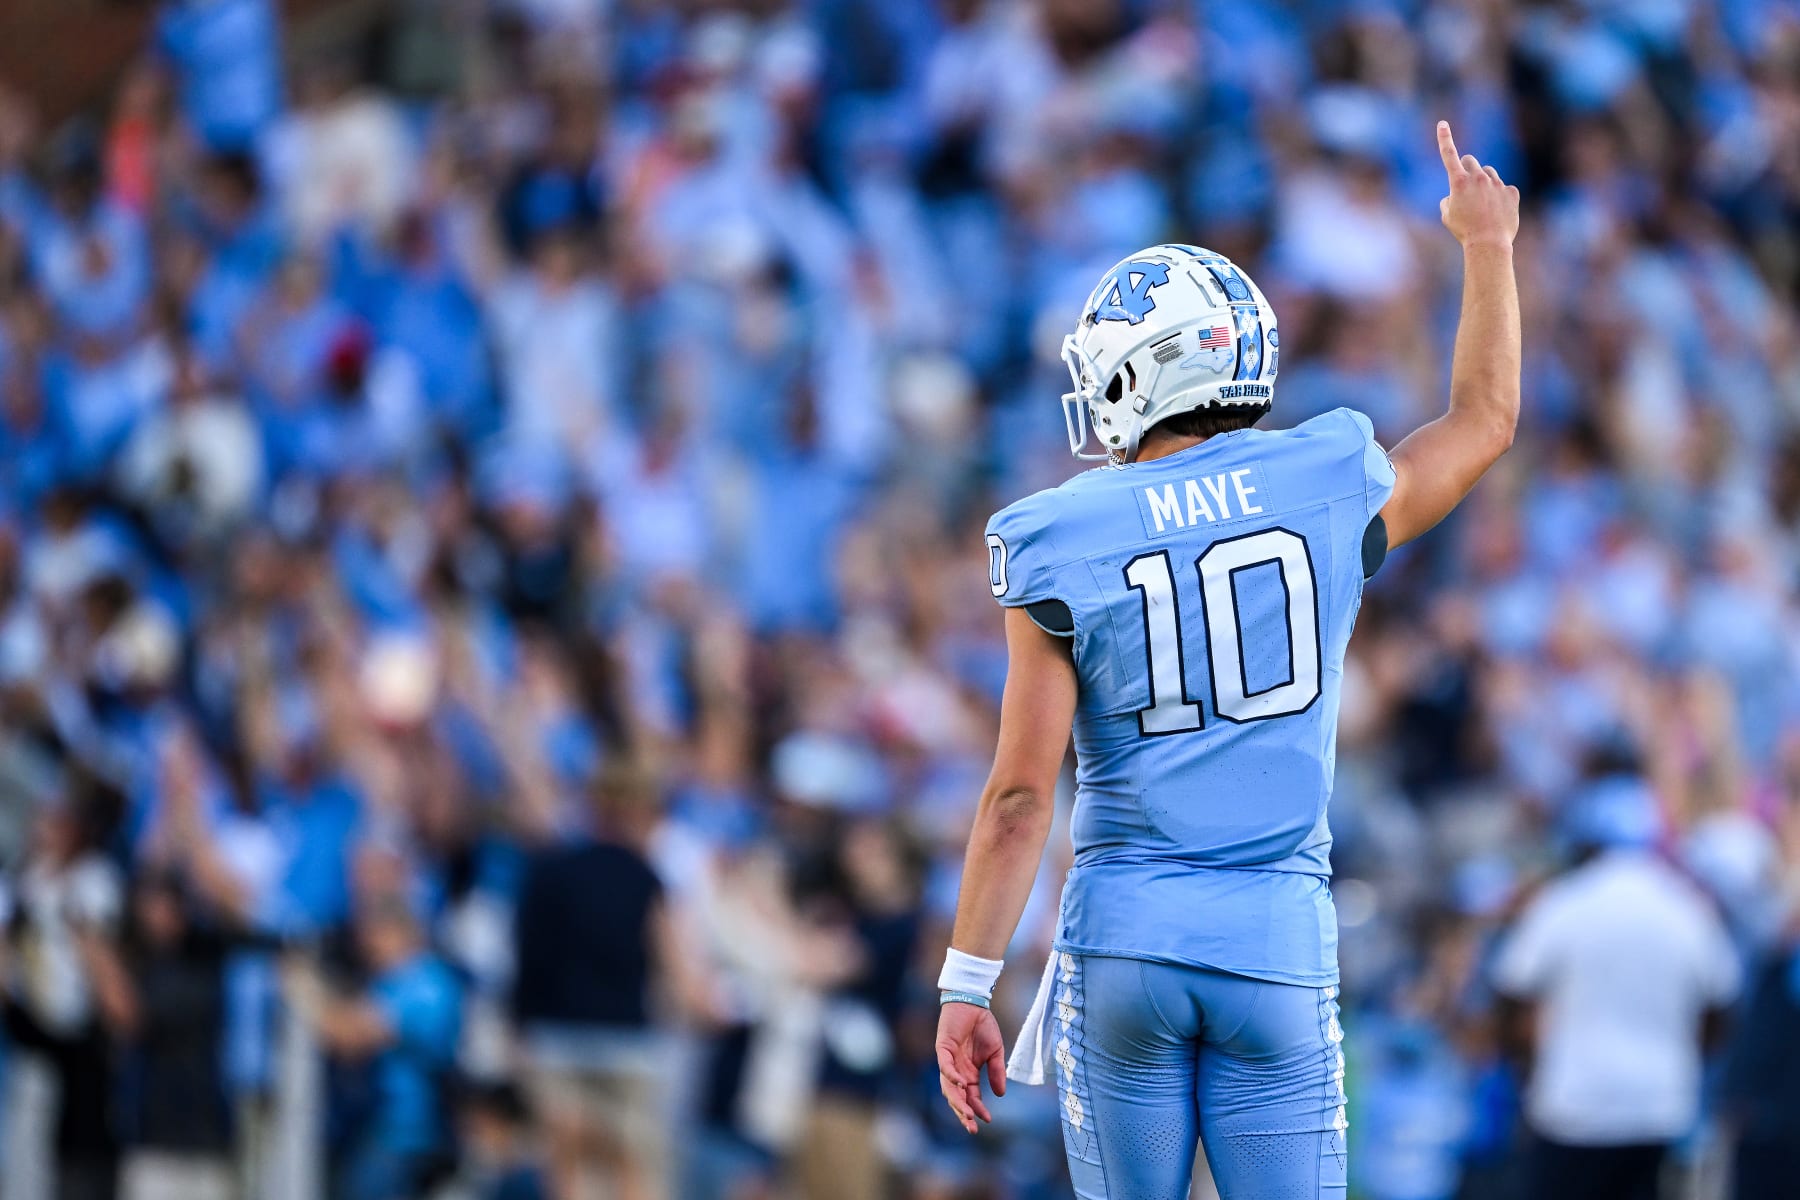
[1490,890,1562,998]
[1338,408,1397,521]
[984,490,1066,610]
[1693,903,1742,1007]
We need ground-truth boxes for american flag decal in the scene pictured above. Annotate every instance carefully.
[1195,325,1231,349]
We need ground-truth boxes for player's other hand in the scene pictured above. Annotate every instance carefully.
[1436,121,1520,249]
[936,1000,1007,1134]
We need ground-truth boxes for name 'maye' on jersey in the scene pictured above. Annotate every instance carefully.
[986,408,1395,987]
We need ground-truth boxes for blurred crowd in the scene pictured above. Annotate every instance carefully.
[0,0,1799,1198]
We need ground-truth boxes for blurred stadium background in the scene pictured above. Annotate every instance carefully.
[0,1,1796,1199]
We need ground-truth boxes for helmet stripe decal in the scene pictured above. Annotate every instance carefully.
[1164,243,1229,265]
[1231,304,1264,382]
[1202,262,1268,385]
[1204,264,1254,304]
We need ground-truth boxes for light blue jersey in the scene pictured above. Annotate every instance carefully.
[986,408,1395,987]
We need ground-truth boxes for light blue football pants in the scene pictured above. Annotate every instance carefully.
[1052,953,1348,1200]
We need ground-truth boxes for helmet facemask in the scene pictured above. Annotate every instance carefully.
[1060,333,1114,461]
[1060,327,1178,464]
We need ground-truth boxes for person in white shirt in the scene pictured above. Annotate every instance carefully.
[1492,772,1741,1200]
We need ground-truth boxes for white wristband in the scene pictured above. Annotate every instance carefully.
[938,947,1004,999]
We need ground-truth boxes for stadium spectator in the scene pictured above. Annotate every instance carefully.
[1492,774,1741,1200]
[286,890,462,1200]
[105,869,236,1200]
[456,1080,550,1200]
[1,779,128,1200]
[153,0,283,154]
[794,818,922,1200]
[1719,933,1800,1200]
[511,759,707,1200]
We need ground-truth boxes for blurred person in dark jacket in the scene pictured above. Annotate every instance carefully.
[3,780,129,1200]
[102,869,235,1200]
[511,759,715,1200]
[108,732,277,1200]
[1720,935,1800,1200]
[794,817,922,1200]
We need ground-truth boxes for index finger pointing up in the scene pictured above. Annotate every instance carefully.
[1437,121,1463,176]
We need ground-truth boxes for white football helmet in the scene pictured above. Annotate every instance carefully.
[1061,244,1280,461]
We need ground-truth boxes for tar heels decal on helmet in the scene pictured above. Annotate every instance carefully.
[1091,261,1172,325]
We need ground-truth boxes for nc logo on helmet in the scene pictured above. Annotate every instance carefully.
[1090,261,1171,325]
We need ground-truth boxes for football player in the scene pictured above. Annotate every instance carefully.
[934,122,1519,1199]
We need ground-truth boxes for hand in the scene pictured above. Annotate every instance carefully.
[1437,121,1519,250]
[159,728,204,841]
[280,953,328,1024]
[935,1000,1007,1134]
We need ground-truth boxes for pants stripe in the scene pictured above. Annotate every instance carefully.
[1055,951,1108,1197]
[1318,984,1349,1195]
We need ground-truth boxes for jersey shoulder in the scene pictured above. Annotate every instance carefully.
[1259,407,1396,518]
[984,469,1119,607]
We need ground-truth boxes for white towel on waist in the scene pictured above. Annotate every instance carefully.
[1006,949,1061,1086]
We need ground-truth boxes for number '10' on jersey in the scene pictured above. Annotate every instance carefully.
[983,407,1395,987]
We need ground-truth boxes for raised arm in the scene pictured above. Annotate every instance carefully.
[936,605,1077,1133]
[1380,122,1521,549]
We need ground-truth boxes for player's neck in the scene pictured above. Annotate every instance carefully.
[1132,429,1211,464]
